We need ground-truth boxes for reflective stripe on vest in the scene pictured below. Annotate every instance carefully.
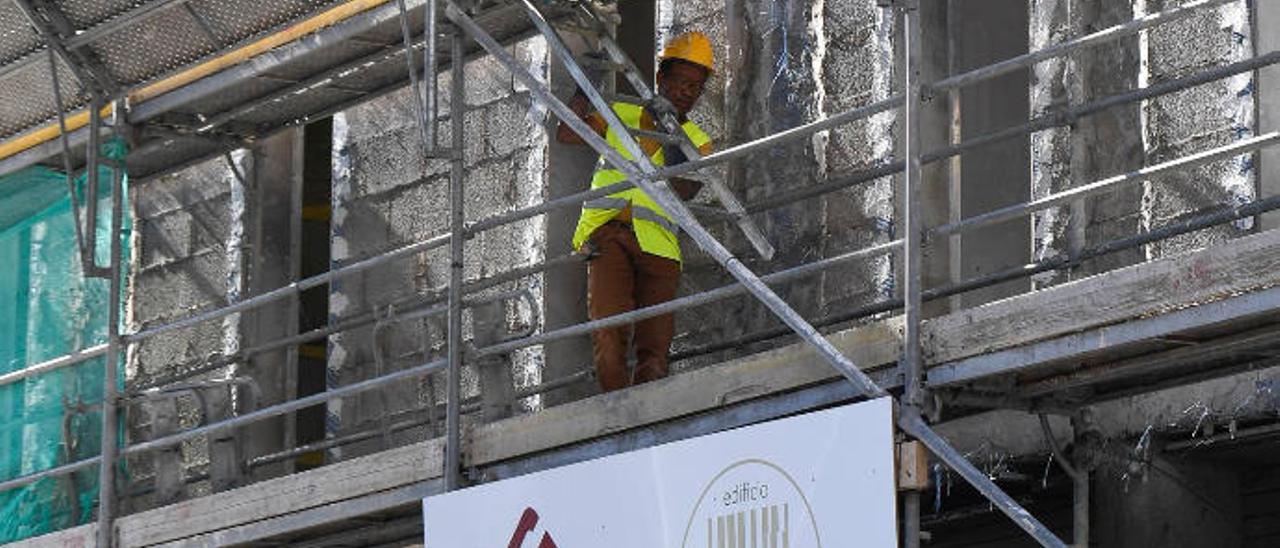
[572,102,711,263]
[583,198,681,235]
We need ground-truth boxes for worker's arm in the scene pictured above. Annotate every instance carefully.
[666,141,713,201]
[556,90,607,144]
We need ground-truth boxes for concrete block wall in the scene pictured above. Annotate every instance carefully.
[327,36,549,457]
[1031,0,1258,286]
[125,155,244,503]
[1141,0,1256,257]
[125,132,301,503]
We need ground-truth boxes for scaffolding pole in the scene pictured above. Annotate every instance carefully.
[900,4,926,546]
[444,26,465,492]
[96,158,124,548]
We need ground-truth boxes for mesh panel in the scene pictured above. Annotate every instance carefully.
[0,3,43,65]
[0,54,88,139]
[85,7,219,85]
[55,0,142,30]
[187,0,343,45]
[0,149,130,544]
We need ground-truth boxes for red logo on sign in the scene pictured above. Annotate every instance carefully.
[508,507,559,548]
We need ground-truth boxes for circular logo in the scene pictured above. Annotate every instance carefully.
[681,459,822,548]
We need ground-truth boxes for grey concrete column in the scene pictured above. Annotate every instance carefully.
[542,33,602,406]
[1066,1,1145,277]
[948,0,1031,307]
[242,128,304,478]
[918,0,953,316]
[1259,1,1280,232]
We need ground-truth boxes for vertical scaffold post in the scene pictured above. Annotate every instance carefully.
[84,94,103,277]
[444,25,465,491]
[901,2,925,546]
[96,132,124,547]
[425,0,440,153]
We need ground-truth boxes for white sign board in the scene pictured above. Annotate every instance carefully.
[423,397,897,547]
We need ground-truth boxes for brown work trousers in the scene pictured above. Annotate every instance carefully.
[586,222,680,392]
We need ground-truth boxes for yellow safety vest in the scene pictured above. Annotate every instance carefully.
[572,102,711,263]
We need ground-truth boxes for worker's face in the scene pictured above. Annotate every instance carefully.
[657,60,709,116]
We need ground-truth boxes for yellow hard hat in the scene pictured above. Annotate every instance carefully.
[660,31,714,73]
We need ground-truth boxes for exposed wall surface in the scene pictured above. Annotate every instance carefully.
[1032,0,1256,287]
[327,37,549,458]
[1141,0,1256,257]
[662,0,897,368]
[126,155,244,505]
[125,131,305,503]
[129,159,238,387]
[1029,0,1147,285]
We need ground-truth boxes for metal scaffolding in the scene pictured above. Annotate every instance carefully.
[0,0,1277,546]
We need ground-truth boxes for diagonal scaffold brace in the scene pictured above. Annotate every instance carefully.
[447,2,1067,547]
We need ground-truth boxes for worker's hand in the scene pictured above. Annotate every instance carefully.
[671,177,703,201]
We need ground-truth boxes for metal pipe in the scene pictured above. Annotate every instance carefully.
[904,491,921,548]
[246,368,592,470]
[746,160,904,214]
[901,9,931,544]
[455,1,888,399]
[463,179,636,235]
[250,365,574,472]
[655,95,904,180]
[65,0,190,50]
[11,0,92,91]
[899,411,1067,548]
[924,51,1280,166]
[197,35,419,133]
[132,256,568,394]
[425,0,439,151]
[1038,415,1081,480]
[453,51,1280,244]
[928,0,1235,92]
[477,239,902,357]
[83,94,101,276]
[122,358,448,457]
[96,158,124,548]
[444,27,465,492]
[0,343,107,388]
[512,369,592,399]
[124,232,451,343]
[675,188,1280,363]
[0,454,100,494]
[46,47,88,268]
[901,5,924,410]
[396,0,434,156]
[931,132,1280,237]
[133,282,528,396]
[1073,473,1089,548]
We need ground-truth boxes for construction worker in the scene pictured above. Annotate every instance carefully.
[557,31,715,392]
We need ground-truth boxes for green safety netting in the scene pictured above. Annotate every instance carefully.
[0,139,129,543]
